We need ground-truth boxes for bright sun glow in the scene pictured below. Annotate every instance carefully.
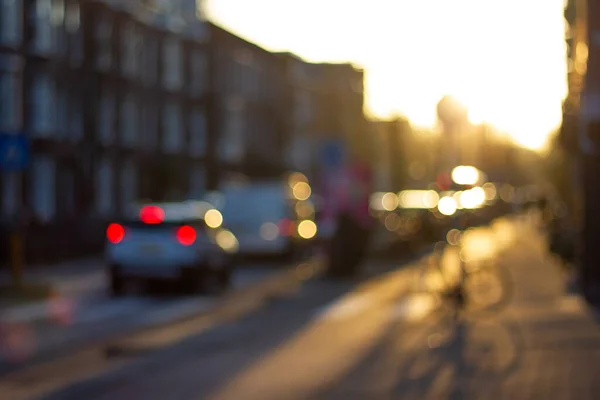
[205,0,568,151]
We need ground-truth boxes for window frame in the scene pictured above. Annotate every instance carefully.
[0,0,23,47]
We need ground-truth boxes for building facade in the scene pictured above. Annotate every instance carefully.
[312,63,368,163]
[278,52,325,181]
[280,57,368,182]
[207,23,288,184]
[86,0,210,215]
[0,0,211,264]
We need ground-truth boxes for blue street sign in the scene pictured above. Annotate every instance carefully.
[0,134,30,171]
[320,139,346,169]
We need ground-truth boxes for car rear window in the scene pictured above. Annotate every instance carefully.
[121,201,215,229]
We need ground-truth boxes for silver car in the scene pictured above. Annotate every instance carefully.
[105,201,239,296]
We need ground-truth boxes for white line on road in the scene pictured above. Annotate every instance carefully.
[74,298,153,325]
[392,294,439,322]
[313,295,374,321]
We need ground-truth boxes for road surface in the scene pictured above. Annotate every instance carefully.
[3,215,599,400]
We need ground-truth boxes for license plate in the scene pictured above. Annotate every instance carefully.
[140,244,161,254]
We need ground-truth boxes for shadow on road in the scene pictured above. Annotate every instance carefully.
[392,316,526,399]
[315,310,526,400]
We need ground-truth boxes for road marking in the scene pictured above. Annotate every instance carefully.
[313,295,373,321]
[74,298,153,325]
[392,294,439,322]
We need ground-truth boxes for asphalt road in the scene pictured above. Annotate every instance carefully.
[5,214,600,400]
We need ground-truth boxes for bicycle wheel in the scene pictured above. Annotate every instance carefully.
[413,251,460,320]
[461,261,513,319]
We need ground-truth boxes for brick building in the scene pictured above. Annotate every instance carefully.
[0,0,211,264]
[207,23,288,183]
[313,63,368,163]
[278,56,368,181]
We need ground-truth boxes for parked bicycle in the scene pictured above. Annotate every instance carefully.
[416,235,513,321]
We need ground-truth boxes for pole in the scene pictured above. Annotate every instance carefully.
[9,232,23,288]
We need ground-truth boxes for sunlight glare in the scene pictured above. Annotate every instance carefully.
[206,0,568,151]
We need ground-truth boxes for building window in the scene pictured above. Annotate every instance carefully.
[95,157,114,216]
[231,60,242,94]
[57,167,75,216]
[50,0,67,57]
[98,88,115,145]
[242,64,252,98]
[162,37,182,90]
[56,85,68,140]
[163,101,182,153]
[121,93,138,147]
[30,156,56,223]
[142,36,158,86]
[188,166,205,198]
[141,99,158,151]
[95,14,113,71]
[120,22,138,78]
[0,0,22,47]
[30,73,56,137]
[253,67,262,100]
[69,91,83,142]
[66,3,82,65]
[190,50,207,97]
[29,0,54,55]
[133,26,144,81]
[120,159,137,213]
[189,110,206,157]
[295,91,313,126]
[220,97,244,162]
[0,72,22,132]
[2,173,20,217]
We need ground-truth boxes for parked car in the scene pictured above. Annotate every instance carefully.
[105,200,239,296]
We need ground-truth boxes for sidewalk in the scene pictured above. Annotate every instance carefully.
[0,258,105,323]
[391,217,600,399]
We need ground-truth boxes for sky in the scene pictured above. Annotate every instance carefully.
[204,0,569,151]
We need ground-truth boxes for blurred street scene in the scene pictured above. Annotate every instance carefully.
[0,0,599,398]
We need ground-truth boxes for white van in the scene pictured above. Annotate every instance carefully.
[219,181,316,258]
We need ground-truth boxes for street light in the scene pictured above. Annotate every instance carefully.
[451,165,481,186]
[438,196,458,216]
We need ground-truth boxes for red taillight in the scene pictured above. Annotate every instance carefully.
[278,218,295,236]
[107,223,125,244]
[176,225,196,246]
[140,206,165,224]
